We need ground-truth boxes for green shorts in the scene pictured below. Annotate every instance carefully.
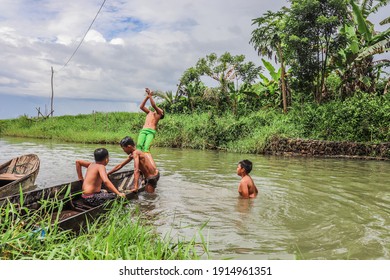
[136,128,156,152]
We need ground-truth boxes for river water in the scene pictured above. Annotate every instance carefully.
[1,136,389,260]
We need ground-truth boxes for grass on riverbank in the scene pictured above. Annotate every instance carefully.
[0,199,207,260]
[1,93,389,153]
[0,110,301,154]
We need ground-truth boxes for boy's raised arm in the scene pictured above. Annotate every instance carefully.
[75,160,91,181]
[148,90,164,115]
[139,89,150,114]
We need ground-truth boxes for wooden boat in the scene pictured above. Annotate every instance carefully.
[0,169,144,232]
[0,154,40,197]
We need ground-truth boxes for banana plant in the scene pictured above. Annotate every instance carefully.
[251,59,284,108]
[331,0,390,97]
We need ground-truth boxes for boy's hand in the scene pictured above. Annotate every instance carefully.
[130,187,139,193]
[145,88,153,96]
[117,192,126,198]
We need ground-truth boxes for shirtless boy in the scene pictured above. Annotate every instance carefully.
[137,88,164,153]
[108,136,160,193]
[76,148,125,206]
[237,159,258,198]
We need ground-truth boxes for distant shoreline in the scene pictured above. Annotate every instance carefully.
[1,111,389,160]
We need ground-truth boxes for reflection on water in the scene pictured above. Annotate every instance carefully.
[1,136,389,259]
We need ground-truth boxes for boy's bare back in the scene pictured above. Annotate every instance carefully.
[76,148,125,199]
[82,163,108,195]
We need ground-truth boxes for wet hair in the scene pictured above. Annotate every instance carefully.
[238,160,252,174]
[120,136,135,147]
[159,110,165,120]
[94,148,109,162]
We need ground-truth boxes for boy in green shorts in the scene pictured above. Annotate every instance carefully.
[137,88,164,153]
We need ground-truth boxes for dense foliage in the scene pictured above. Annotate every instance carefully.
[155,0,389,115]
[292,92,390,142]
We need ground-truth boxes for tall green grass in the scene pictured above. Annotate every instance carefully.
[0,112,144,143]
[0,110,302,153]
[1,94,389,152]
[0,198,208,260]
[290,93,390,142]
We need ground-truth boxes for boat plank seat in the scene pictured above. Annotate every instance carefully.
[5,158,17,173]
[118,174,134,191]
[0,173,25,181]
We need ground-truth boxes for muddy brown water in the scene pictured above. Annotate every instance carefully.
[1,136,389,259]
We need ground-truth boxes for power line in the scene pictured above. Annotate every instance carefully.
[59,0,107,71]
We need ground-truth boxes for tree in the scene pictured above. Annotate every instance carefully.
[195,52,261,113]
[284,0,348,102]
[176,67,205,112]
[250,8,290,112]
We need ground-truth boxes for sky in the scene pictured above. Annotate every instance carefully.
[0,0,290,119]
[0,0,388,119]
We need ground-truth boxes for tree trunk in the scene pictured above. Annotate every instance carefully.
[277,45,288,113]
[319,38,330,102]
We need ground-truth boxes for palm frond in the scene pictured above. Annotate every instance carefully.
[154,90,174,104]
[369,0,390,16]
[360,0,374,19]
[369,28,390,45]
[380,16,390,25]
[372,59,390,69]
[357,39,390,60]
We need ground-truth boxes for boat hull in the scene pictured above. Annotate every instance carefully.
[0,169,143,232]
[0,154,40,197]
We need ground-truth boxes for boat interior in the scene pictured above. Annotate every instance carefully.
[0,156,39,187]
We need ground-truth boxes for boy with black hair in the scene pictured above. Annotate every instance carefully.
[76,148,125,206]
[236,159,258,198]
[108,136,159,193]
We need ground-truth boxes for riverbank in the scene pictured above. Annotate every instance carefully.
[0,105,389,160]
[264,137,390,160]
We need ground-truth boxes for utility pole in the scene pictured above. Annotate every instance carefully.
[50,66,54,117]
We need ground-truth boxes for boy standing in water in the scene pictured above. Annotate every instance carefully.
[137,88,164,154]
[76,148,125,206]
[237,159,258,198]
[108,136,160,194]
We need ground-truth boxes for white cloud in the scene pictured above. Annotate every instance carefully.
[0,77,18,85]
[0,0,292,118]
[84,29,106,43]
[0,27,20,47]
[110,38,125,45]
[56,35,74,46]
